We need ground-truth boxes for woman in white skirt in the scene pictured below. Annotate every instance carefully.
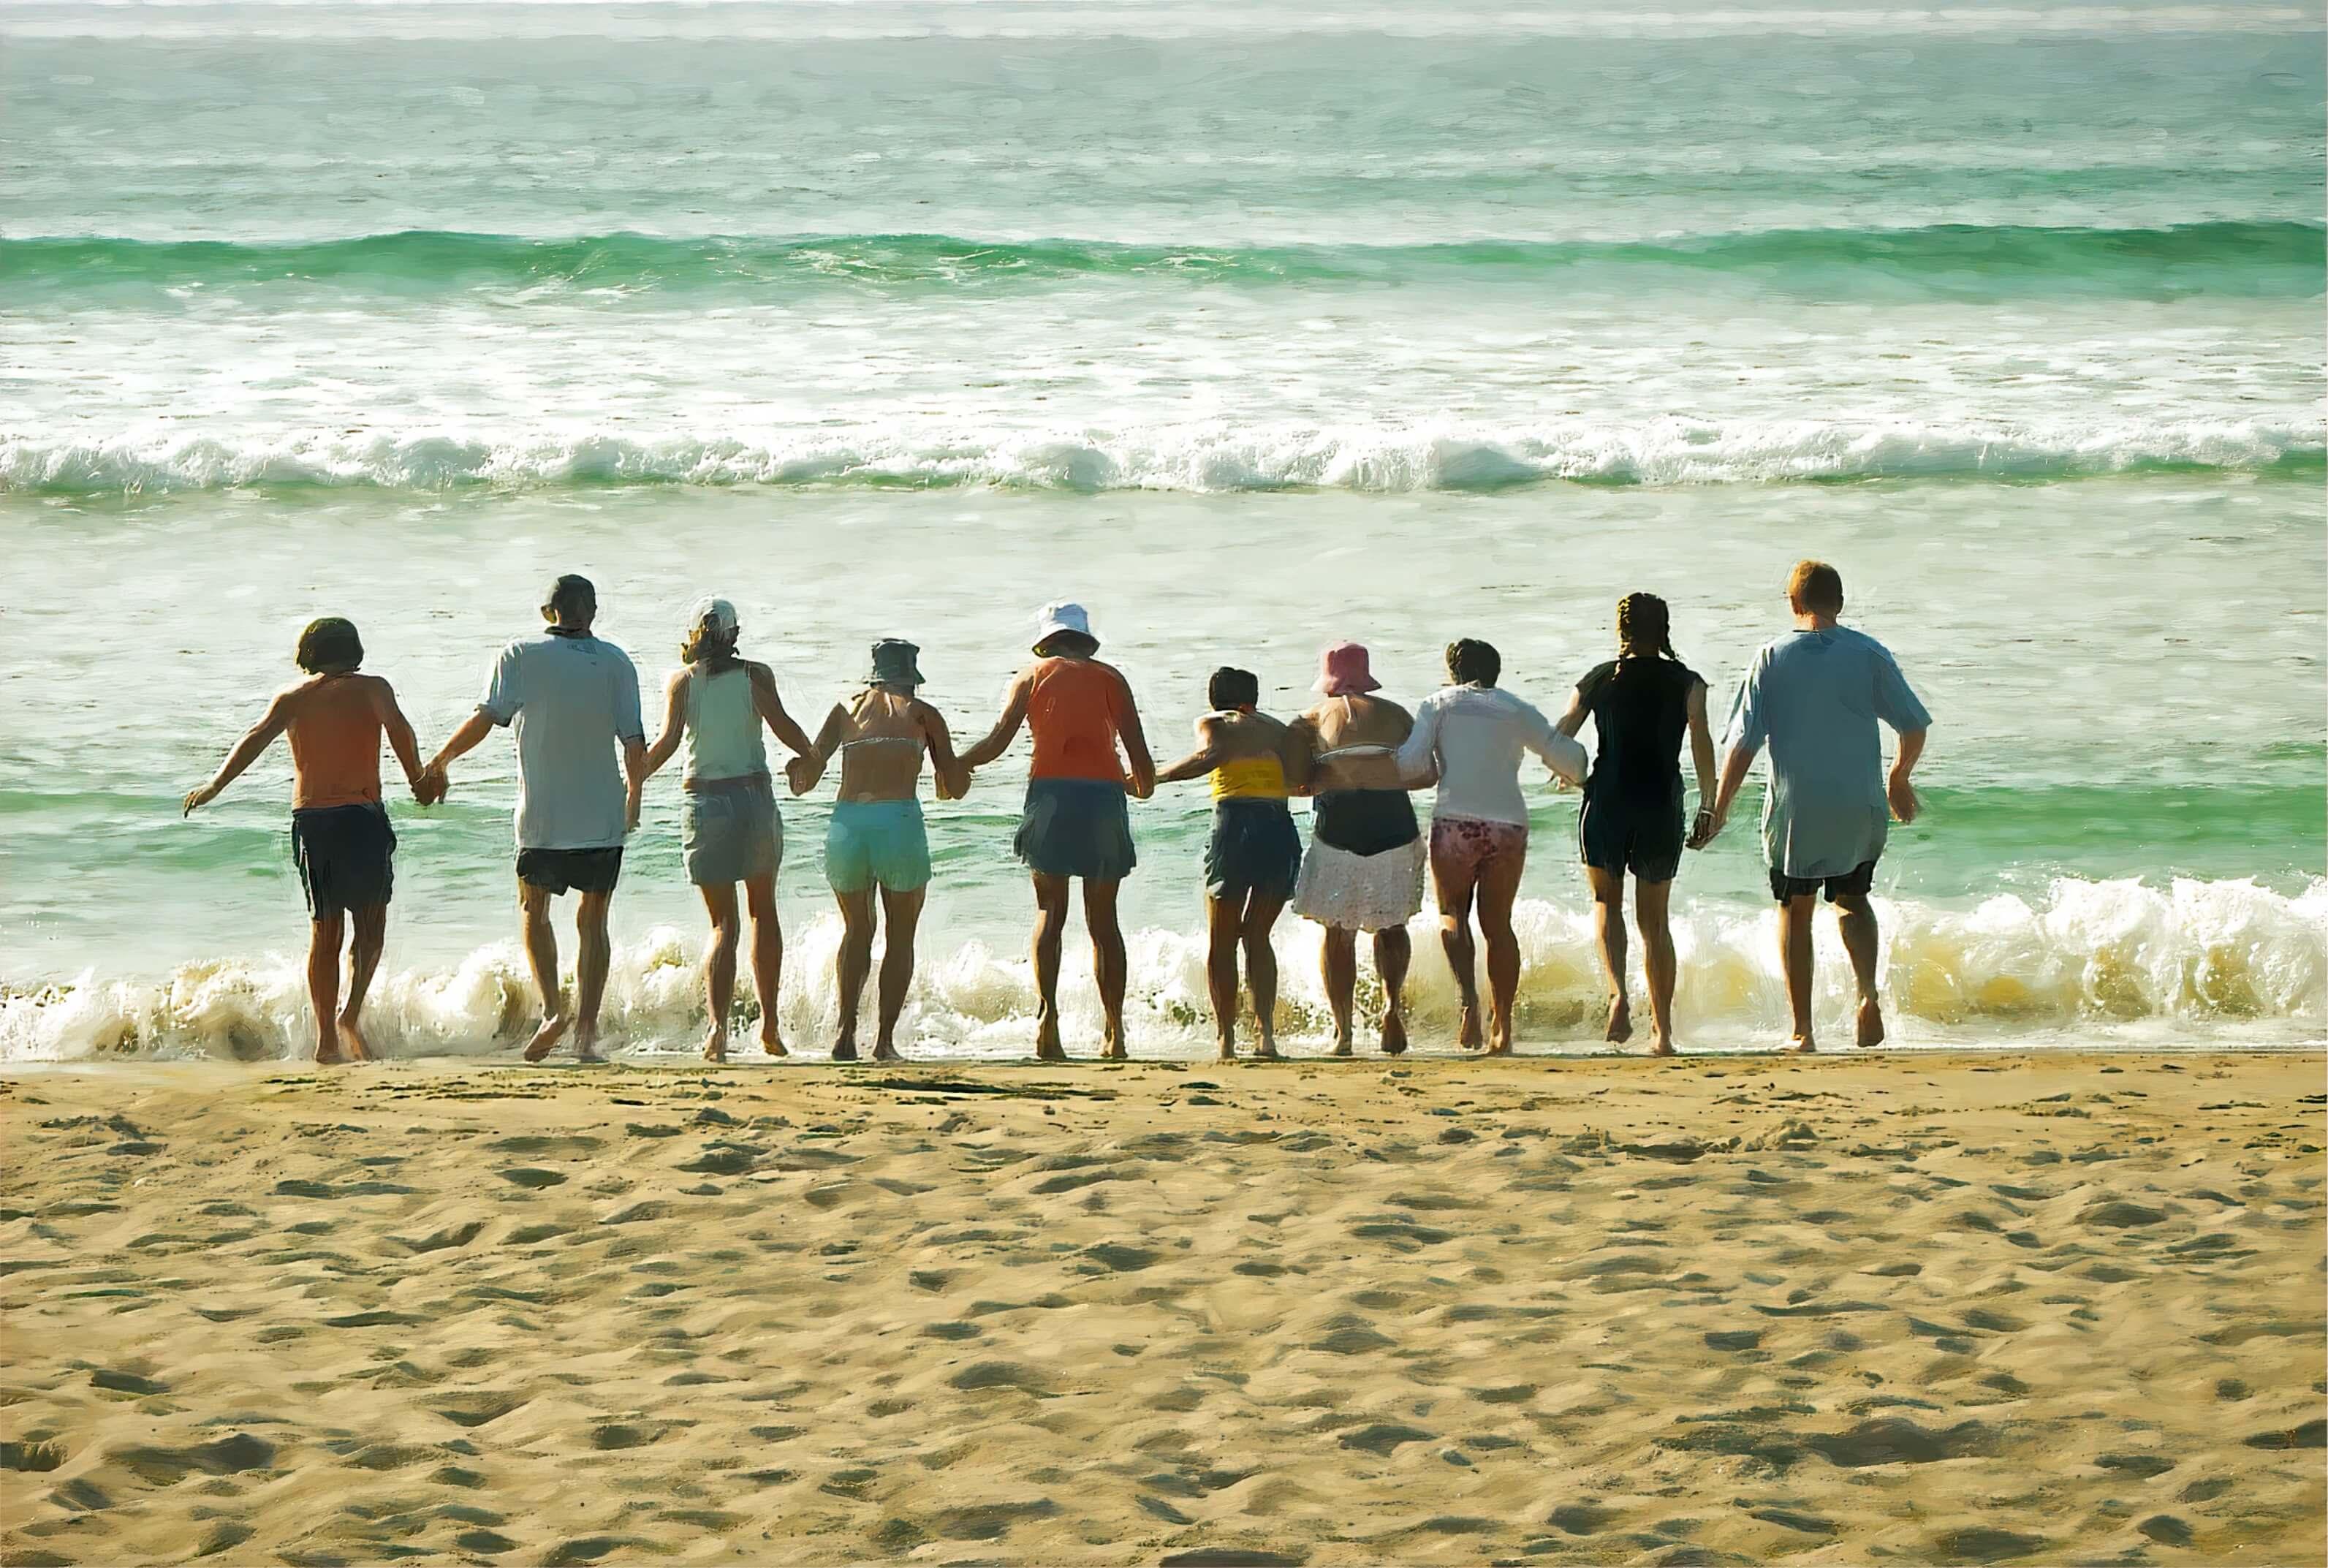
[1289,642,1427,1056]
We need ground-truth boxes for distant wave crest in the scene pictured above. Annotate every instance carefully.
[4,221,2319,300]
[3,418,2317,495]
[5,878,2322,1063]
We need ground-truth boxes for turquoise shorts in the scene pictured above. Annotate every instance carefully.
[825,798,932,894]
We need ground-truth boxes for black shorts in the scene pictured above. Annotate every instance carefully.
[1204,799,1303,903]
[290,803,395,918]
[1578,792,1684,884]
[517,847,624,896]
[1770,858,1878,904]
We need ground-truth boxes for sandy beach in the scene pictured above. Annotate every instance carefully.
[2,1050,2321,1567]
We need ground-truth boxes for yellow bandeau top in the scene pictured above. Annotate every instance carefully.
[1211,751,1289,801]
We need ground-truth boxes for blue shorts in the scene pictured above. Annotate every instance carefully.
[1015,778,1135,882]
[826,798,932,894]
[1205,799,1302,902]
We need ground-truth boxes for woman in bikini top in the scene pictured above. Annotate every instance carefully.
[1302,694,1421,857]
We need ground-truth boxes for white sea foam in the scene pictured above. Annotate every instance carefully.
[6,878,2320,1064]
[3,417,2316,495]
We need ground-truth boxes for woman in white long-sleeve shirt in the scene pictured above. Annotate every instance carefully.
[1396,638,1586,1054]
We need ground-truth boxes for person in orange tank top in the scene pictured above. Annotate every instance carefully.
[184,618,435,1064]
[958,602,1155,1061]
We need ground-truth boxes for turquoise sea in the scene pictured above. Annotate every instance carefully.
[2,0,2321,1058]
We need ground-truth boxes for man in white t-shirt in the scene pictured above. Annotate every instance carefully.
[1396,637,1586,1055]
[425,575,646,1062]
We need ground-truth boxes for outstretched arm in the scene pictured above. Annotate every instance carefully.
[1155,716,1224,786]
[425,708,497,787]
[372,680,432,803]
[1697,738,1757,848]
[1555,686,1589,740]
[957,672,1031,771]
[918,702,968,800]
[749,664,816,760]
[1115,674,1156,799]
[792,702,848,796]
[632,673,688,825]
[183,695,289,814]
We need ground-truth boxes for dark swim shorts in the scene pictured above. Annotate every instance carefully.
[517,846,625,896]
[1204,798,1303,902]
[1578,791,1686,884]
[290,802,395,917]
[1015,778,1137,881]
[1769,858,1878,903]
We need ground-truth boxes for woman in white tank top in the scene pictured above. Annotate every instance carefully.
[635,598,816,1062]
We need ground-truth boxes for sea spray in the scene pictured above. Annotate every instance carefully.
[7,878,2320,1064]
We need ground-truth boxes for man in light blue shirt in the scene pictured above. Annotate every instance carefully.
[1705,561,1930,1053]
[425,575,646,1062]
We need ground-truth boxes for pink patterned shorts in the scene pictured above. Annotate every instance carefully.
[1429,816,1528,885]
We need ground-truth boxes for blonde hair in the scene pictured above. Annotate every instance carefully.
[680,616,740,667]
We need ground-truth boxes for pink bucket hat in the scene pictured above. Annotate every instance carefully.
[1315,641,1381,697]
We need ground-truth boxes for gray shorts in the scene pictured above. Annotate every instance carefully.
[683,773,781,885]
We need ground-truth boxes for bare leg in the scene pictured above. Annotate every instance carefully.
[308,911,345,1064]
[572,888,614,1061]
[1030,874,1071,1061]
[1085,878,1129,1059]
[1835,893,1885,1048]
[832,887,876,1062]
[1321,927,1357,1055]
[1475,844,1528,1056]
[697,882,740,1062]
[1243,890,1287,1059]
[873,885,924,1061]
[1586,865,1631,1045]
[743,873,784,1056]
[1634,877,1677,1056]
[1205,894,1242,1061]
[1778,893,1819,1052]
[1430,838,1484,1050]
[1374,925,1411,1055]
[518,882,569,1061]
[337,903,385,1061]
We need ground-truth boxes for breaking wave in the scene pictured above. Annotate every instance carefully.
[5,419,2318,495]
[6,877,2321,1064]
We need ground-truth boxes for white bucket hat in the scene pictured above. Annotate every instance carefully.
[1031,600,1094,651]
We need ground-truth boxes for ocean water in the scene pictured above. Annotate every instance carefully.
[2,0,2322,1060]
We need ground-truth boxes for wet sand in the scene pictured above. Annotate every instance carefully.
[2,1051,2321,1566]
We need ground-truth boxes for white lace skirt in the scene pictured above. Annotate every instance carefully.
[1291,836,1427,931]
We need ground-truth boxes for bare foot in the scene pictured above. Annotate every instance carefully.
[1788,1034,1818,1055]
[702,1028,728,1064]
[758,1023,787,1059]
[1330,1035,1354,1058]
[1034,1017,1066,1063]
[1456,1003,1483,1050]
[1380,1012,1408,1056]
[1253,1032,1282,1061]
[1604,995,1633,1045]
[832,1039,860,1064]
[1649,1034,1677,1058]
[871,1039,902,1063]
[572,1021,604,1064]
[314,1034,344,1066]
[1101,1041,1129,1062]
[522,1012,571,1062]
[1216,1039,1236,1062]
[335,1015,374,1062]
[1856,998,1887,1049]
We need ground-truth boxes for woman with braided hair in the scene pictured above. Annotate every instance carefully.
[1556,593,1715,1056]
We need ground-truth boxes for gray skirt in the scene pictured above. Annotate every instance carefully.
[683,773,781,885]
